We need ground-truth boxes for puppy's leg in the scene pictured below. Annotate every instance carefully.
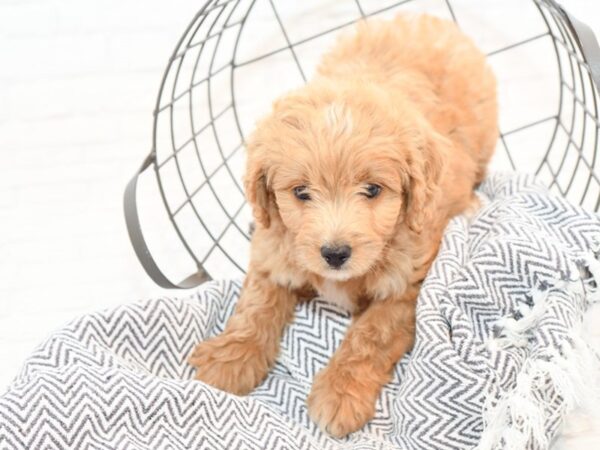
[189,271,296,395]
[464,192,481,221]
[307,289,417,437]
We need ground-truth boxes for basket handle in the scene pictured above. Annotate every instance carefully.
[123,152,211,289]
[556,1,600,93]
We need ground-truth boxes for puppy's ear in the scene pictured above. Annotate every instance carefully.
[405,129,447,233]
[244,145,273,229]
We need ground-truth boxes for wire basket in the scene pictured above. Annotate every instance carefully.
[124,0,600,289]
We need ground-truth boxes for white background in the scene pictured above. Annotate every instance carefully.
[1,0,599,447]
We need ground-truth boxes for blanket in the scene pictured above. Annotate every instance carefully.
[1,173,599,450]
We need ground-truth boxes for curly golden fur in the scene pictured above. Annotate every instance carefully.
[190,14,498,437]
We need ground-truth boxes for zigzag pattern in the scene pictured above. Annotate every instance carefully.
[1,173,599,449]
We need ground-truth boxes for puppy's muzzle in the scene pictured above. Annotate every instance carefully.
[320,245,352,269]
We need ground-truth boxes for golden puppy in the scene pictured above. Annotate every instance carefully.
[190,14,497,437]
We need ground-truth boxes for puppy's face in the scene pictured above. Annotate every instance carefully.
[273,127,404,281]
[245,82,444,281]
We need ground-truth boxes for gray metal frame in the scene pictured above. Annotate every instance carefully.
[124,0,600,289]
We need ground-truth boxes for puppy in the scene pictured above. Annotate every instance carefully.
[189,14,497,437]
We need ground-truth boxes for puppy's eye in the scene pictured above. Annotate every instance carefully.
[293,186,311,201]
[362,184,382,199]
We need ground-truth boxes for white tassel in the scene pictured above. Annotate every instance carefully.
[478,250,600,450]
[478,340,600,450]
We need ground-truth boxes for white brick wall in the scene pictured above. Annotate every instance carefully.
[1,1,599,447]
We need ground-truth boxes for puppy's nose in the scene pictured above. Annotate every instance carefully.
[320,245,352,268]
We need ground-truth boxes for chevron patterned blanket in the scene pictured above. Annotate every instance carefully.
[1,173,600,450]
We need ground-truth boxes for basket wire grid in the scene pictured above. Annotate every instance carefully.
[124,0,600,289]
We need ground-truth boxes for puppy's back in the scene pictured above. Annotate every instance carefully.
[317,14,498,181]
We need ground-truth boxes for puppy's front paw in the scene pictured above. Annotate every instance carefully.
[307,364,378,438]
[189,335,269,395]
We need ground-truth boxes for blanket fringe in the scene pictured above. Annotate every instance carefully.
[477,250,600,450]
